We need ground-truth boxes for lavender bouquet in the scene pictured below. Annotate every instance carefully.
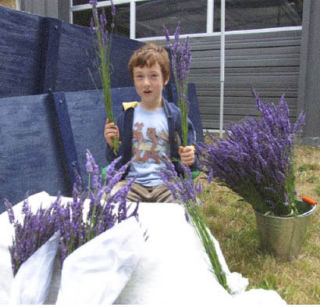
[6,150,138,269]
[5,197,60,304]
[160,159,230,292]
[90,0,120,153]
[5,197,58,276]
[5,150,141,304]
[51,149,138,263]
[164,24,192,146]
[197,93,305,217]
[53,151,143,305]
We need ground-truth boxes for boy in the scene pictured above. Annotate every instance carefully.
[104,43,198,202]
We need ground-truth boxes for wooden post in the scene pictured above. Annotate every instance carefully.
[297,0,320,146]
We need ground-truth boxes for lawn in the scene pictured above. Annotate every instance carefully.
[199,144,320,304]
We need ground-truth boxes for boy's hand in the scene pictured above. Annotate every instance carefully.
[104,118,119,148]
[178,146,195,166]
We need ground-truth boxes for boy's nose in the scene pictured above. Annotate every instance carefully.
[143,77,151,85]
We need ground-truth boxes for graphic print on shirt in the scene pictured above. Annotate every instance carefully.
[132,122,169,164]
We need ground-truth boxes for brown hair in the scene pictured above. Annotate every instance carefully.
[128,43,170,83]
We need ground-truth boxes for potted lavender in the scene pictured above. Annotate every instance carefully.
[197,93,317,260]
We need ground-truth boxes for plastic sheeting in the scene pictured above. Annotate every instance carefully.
[56,217,145,305]
[0,191,287,305]
[9,232,60,304]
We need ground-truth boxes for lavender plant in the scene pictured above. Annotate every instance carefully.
[197,93,305,216]
[5,197,57,276]
[6,149,139,272]
[160,159,230,293]
[90,0,119,153]
[52,150,139,263]
[164,24,192,146]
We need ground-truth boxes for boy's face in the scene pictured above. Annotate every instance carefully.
[133,62,168,109]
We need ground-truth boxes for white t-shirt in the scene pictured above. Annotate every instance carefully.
[126,104,169,186]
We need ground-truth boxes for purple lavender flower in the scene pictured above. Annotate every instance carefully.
[6,199,57,276]
[85,149,95,173]
[6,148,140,270]
[164,24,192,147]
[54,149,139,263]
[160,158,202,206]
[90,0,120,153]
[159,158,230,293]
[4,199,15,224]
[197,94,305,216]
[86,149,102,190]
[111,0,116,17]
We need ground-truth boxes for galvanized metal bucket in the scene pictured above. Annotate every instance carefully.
[255,202,316,260]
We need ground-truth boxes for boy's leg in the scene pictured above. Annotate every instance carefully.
[149,184,175,203]
[111,180,150,202]
[111,181,174,203]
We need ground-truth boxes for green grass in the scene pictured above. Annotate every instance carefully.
[198,145,320,304]
[315,185,320,196]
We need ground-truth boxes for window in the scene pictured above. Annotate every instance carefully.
[71,0,303,39]
[73,0,105,4]
[136,0,207,38]
[214,0,303,32]
[72,1,130,37]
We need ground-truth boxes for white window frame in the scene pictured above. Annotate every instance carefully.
[70,0,302,136]
[16,0,21,9]
[70,0,302,41]
[70,0,142,39]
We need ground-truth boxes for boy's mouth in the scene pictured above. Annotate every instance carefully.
[144,90,152,94]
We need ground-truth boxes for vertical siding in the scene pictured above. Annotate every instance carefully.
[154,29,301,130]
[18,0,303,131]
[298,0,320,146]
[20,0,58,18]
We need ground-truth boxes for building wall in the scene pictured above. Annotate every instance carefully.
[153,29,301,129]
[17,0,320,145]
[0,0,16,9]
[19,0,68,21]
[297,0,320,146]
[20,0,56,18]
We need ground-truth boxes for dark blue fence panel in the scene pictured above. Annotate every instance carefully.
[0,6,203,212]
[187,83,204,142]
[0,89,141,212]
[59,88,141,188]
[0,94,69,212]
[0,6,144,98]
[0,85,202,212]
[54,85,202,190]
[0,7,42,97]
[40,18,63,93]
[55,23,144,92]
[164,82,204,142]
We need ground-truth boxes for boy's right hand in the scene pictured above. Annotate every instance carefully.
[104,118,119,148]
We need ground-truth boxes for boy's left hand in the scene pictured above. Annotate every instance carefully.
[179,146,195,166]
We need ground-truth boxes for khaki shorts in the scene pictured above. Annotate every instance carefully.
[111,180,175,203]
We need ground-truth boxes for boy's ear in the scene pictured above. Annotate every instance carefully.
[164,78,169,86]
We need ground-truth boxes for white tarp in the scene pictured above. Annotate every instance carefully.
[0,191,286,305]
[56,217,145,305]
[9,232,60,304]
